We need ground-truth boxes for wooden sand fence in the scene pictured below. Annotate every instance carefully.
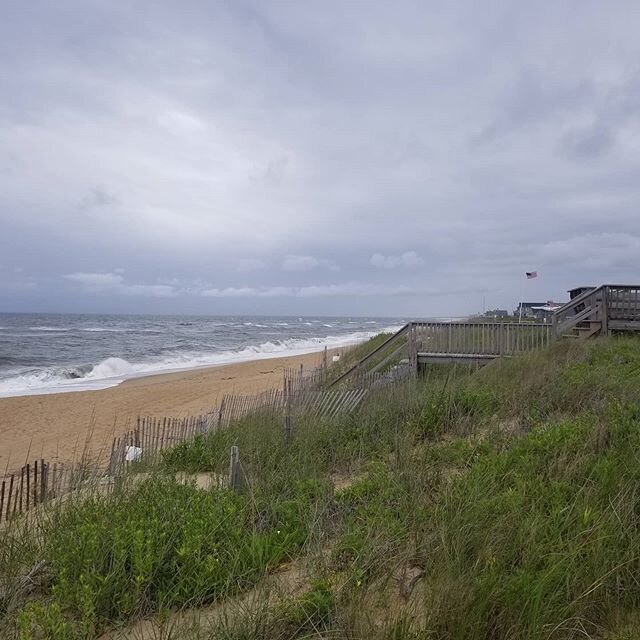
[0,460,67,524]
[1,364,368,523]
[108,366,368,473]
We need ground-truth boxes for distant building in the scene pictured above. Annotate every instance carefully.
[515,302,547,318]
[515,301,564,321]
[484,309,509,319]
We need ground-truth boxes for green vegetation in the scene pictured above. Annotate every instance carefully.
[4,336,640,639]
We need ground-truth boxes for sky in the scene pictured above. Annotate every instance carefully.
[1,1,640,317]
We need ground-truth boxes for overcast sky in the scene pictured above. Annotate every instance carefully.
[1,1,639,317]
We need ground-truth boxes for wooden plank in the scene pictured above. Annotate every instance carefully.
[348,389,368,413]
[7,475,15,520]
[229,446,242,492]
[322,391,341,418]
[337,390,354,415]
[317,390,335,416]
[608,320,640,331]
[25,463,30,511]
[329,390,348,416]
[329,323,410,387]
[40,459,46,506]
[33,460,38,506]
[52,463,57,499]
[418,353,498,365]
[42,462,48,504]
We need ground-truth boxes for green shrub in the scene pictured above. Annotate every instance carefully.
[275,580,335,636]
[16,476,328,638]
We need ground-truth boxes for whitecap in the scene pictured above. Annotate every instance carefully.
[0,325,404,398]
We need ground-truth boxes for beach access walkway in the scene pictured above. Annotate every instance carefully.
[330,284,640,387]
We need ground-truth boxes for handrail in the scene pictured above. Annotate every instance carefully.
[551,285,605,338]
[413,321,548,328]
[555,304,601,336]
[552,285,602,317]
[411,321,552,357]
[552,284,640,317]
[328,323,410,387]
[330,321,554,386]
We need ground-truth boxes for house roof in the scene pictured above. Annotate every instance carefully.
[568,286,595,293]
[531,305,562,312]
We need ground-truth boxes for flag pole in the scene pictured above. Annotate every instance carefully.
[518,276,525,324]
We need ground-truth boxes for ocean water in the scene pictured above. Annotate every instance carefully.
[0,313,405,397]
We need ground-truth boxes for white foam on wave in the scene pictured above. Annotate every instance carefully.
[0,325,402,398]
[86,357,135,379]
[29,326,73,332]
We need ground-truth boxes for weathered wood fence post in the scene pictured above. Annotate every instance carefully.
[408,322,418,377]
[601,285,609,336]
[283,376,293,441]
[229,446,243,493]
[498,323,505,356]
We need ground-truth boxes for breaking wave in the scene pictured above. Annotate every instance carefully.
[0,326,402,397]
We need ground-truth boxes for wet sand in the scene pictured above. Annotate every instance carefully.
[0,349,332,473]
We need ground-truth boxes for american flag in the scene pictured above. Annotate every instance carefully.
[526,271,538,279]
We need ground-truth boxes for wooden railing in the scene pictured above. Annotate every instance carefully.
[552,285,640,336]
[607,285,640,330]
[330,320,554,386]
[552,285,604,336]
[409,321,553,357]
[332,284,640,387]
[328,324,410,387]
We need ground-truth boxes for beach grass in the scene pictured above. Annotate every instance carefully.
[3,335,640,638]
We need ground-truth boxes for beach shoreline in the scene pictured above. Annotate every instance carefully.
[0,347,340,474]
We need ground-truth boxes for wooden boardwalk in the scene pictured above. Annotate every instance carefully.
[408,321,552,365]
[330,321,552,386]
[330,284,640,387]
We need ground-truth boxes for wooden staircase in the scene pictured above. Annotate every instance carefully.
[552,285,640,339]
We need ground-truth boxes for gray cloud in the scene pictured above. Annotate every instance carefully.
[560,125,614,160]
[2,1,640,317]
[64,272,178,298]
[201,281,456,299]
[281,255,339,272]
[78,187,119,210]
[236,258,266,273]
[370,251,425,270]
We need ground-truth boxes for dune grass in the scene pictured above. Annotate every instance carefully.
[3,336,640,639]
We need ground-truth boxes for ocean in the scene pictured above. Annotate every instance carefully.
[0,313,405,397]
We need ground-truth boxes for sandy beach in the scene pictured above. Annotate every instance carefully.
[0,349,332,474]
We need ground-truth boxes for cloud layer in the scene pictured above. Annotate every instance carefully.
[2,2,640,316]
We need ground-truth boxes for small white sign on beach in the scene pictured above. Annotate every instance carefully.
[124,445,143,462]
